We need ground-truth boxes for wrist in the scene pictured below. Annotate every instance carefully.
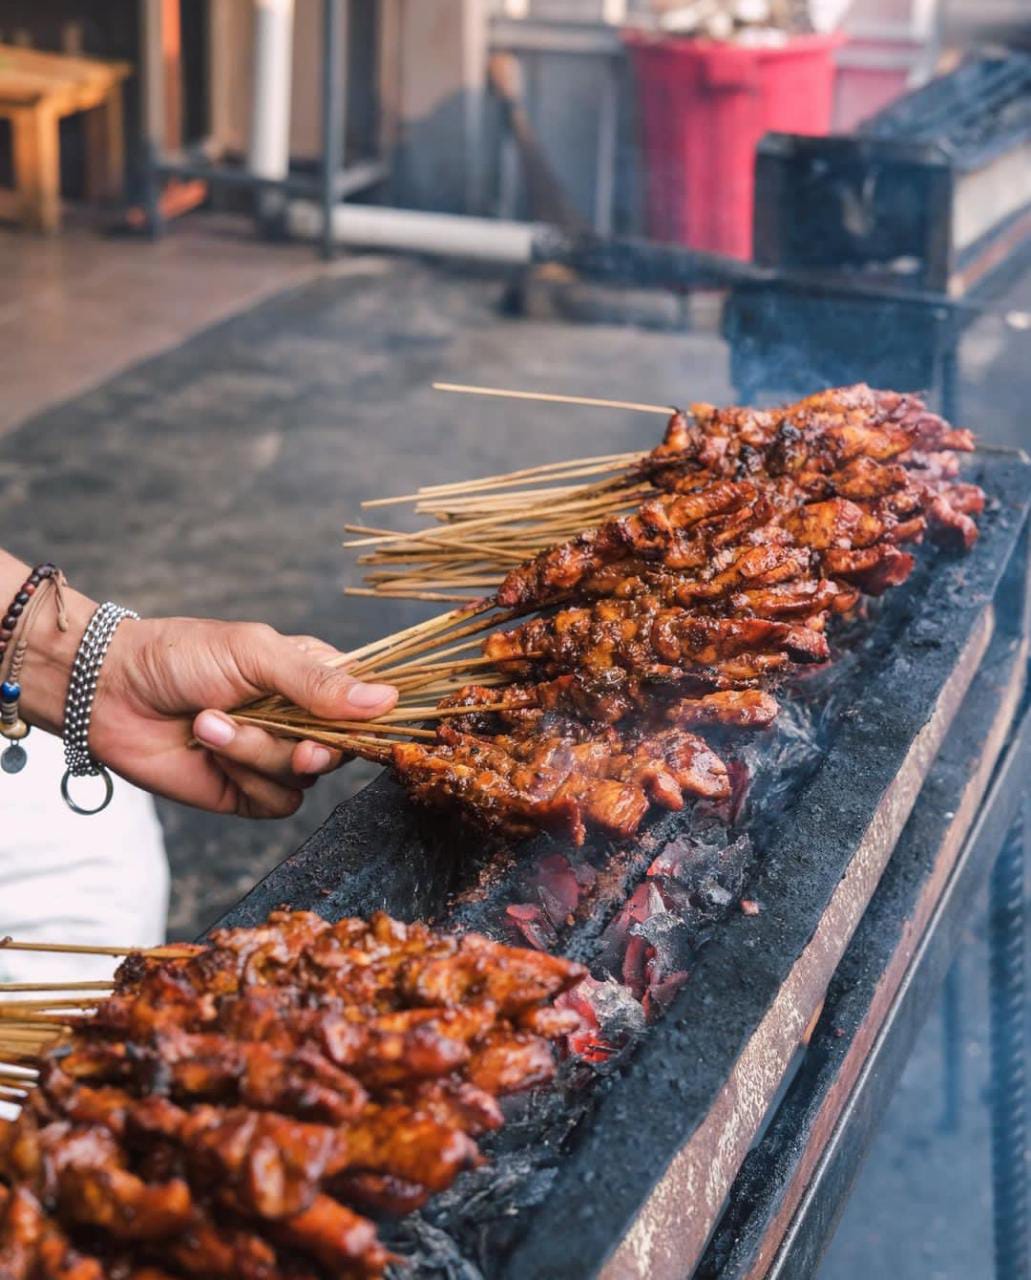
[19,586,100,736]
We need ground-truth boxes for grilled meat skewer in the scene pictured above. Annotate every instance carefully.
[483,599,829,685]
[393,716,730,845]
[438,679,780,733]
[0,913,586,1280]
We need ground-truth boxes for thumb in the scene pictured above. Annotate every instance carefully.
[239,628,398,720]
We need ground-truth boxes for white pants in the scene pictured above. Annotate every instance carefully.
[0,727,169,985]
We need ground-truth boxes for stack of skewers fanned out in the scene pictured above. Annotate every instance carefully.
[0,912,585,1278]
[233,383,985,846]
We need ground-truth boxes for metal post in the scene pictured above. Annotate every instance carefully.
[249,0,295,230]
[593,55,618,236]
[139,0,166,238]
[988,804,1029,1280]
[320,0,346,261]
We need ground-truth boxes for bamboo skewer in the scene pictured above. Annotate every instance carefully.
[432,382,674,416]
[0,1076,36,1090]
[0,998,98,1014]
[344,381,678,600]
[231,713,436,742]
[0,940,191,959]
[0,981,114,993]
[0,1029,64,1045]
[337,605,482,669]
[363,455,644,509]
[344,588,476,603]
[377,450,641,500]
[344,488,639,551]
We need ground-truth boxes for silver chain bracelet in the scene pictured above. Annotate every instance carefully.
[61,602,139,816]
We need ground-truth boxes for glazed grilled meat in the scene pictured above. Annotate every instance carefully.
[439,678,780,733]
[645,386,982,547]
[497,468,971,611]
[392,717,730,845]
[641,384,974,486]
[498,386,981,611]
[385,392,982,844]
[483,598,829,687]
[0,913,585,1280]
[496,485,914,611]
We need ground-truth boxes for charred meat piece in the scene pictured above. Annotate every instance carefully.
[392,717,730,845]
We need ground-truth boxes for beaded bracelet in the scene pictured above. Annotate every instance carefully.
[0,563,64,775]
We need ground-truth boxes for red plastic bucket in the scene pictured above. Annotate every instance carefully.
[624,32,843,259]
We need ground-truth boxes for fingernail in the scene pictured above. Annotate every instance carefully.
[345,682,395,710]
[195,711,236,748]
[307,745,332,772]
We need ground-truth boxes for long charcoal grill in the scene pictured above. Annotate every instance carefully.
[212,448,1031,1279]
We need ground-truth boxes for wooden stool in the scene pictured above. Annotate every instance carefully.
[0,43,131,233]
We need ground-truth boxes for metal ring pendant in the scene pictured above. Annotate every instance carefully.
[60,767,115,816]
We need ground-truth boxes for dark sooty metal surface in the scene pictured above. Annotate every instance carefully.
[215,453,1031,1280]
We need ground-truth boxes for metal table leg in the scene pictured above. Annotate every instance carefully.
[988,803,1029,1280]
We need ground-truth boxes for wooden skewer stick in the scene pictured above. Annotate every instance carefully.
[432,382,675,416]
[0,939,192,959]
[0,1027,64,1043]
[377,701,525,721]
[345,487,634,549]
[355,608,514,677]
[363,453,644,507]
[0,1083,27,1099]
[0,997,99,1013]
[0,1063,38,1078]
[417,451,643,496]
[230,714,434,744]
[344,588,479,603]
[0,981,114,993]
[341,603,489,670]
[370,638,490,679]
[0,1013,81,1030]
[386,653,501,680]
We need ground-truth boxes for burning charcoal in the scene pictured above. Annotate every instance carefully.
[505,903,559,952]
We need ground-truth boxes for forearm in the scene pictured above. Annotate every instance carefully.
[0,551,98,736]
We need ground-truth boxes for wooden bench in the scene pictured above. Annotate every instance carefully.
[0,43,131,232]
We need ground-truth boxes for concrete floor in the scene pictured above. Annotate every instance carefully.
[0,211,1027,1279]
[0,212,323,437]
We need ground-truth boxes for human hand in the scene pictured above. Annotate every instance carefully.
[1,548,396,818]
[84,615,396,818]
[13,579,395,818]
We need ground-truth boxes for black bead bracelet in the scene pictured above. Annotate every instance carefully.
[0,562,56,661]
[0,563,59,774]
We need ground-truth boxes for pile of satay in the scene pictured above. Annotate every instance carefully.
[0,911,584,1279]
[235,385,984,846]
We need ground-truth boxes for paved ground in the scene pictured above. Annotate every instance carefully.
[0,219,1027,1277]
[0,213,322,437]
